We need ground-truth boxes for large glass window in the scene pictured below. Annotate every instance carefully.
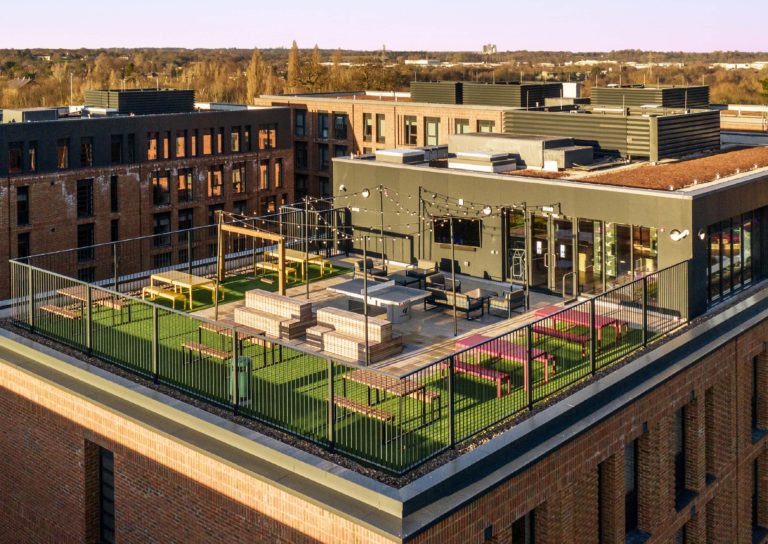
[176,130,186,158]
[152,171,171,206]
[477,119,496,133]
[57,139,69,169]
[110,135,123,164]
[454,118,470,134]
[17,186,29,226]
[376,114,386,143]
[434,218,481,247]
[147,132,159,160]
[230,126,240,153]
[232,162,246,194]
[318,143,330,171]
[317,113,329,140]
[153,212,171,247]
[77,179,94,217]
[80,137,94,167]
[708,210,759,304]
[363,113,373,142]
[625,440,639,534]
[295,142,308,169]
[259,160,270,190]
[207,165,223,197]
[177,168,193,202]
[9,142,23,174]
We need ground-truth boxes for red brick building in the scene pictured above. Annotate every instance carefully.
[0,283,766,543]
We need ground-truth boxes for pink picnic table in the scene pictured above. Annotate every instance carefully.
[454,334,556,392]
[533,305,629,347]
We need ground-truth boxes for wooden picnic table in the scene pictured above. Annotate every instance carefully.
[57,285,114,304]
[454,333,556,391]
[533,304,629,346]
[264,248,329,280]
[150,270,220,310]
[341,368,428,425]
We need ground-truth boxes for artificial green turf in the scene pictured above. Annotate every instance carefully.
[26,270,672,473]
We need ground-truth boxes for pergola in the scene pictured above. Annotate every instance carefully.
[215,211,287,295]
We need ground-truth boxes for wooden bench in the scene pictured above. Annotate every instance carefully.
[40,304,80,320]
[256,261,298,282]
[334,397,395,443]
[409,389,442,420]
[142,286,188,310]
[453,360,512,398]
[95,297,132,324]
[532,324,590,358]
[181,340,231,364]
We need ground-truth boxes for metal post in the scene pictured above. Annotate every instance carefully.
[363,237,370,366]
[305,197,310,299]
[527,325,534,410]
[112,242,119,291]
[642,276,648,347]
[448,355,455,448]
[214,279,220,321]
[418,186,423,259]
[327,359,335,449]
[232,330,240,415]
[151,306,159,383]
[27,266,35,331]
[590,298,597,375]
[85,285,93,354]
[187,232,193,276]
[450,218,458,337]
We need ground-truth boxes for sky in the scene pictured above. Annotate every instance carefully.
[1,0,765,53]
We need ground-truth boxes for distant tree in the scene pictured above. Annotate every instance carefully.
[286,40,300,93]
[761,78,768,101]
[245,48,264,102]
[301,44,325,92]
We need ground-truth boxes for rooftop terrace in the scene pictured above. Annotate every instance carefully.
[5,203,691,477]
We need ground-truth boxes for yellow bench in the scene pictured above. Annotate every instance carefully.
[142,286,188,310]
[255,261,298,282]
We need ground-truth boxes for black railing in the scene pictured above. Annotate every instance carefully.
[9,247,688,474]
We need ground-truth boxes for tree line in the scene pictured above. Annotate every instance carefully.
[0,45,766,109]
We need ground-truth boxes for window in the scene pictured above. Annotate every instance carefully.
[258,124,276,149]
[147,132,159,160]
[162,131,170,159]
[153,212,171,247]
[80,137,94,167]
[202,129,213,155]
[320,176,330,198]
[178,208,194,232]
[152,171,171,207]
[707,210,758,304]
[176,130,186,158]
[334,145,348,158]
[207,165,223,197]
[433,218,482,247]
[295,174,308,199]
[511,510,535,544]
[98,447,115,544]
[17,186,29,226]
[28,141,37,172]
[477,119,496,133]
[17,232,30,260]
[674,407,689,506]
[318,113,329,139]
[216,128,224,154]
[8,142,23,174]
[295,142,308,169]
[259,160,270,190]
[275,159,283,188]
[153,252,172,268]
[625,440,639,534]
[376,114,386,143]
[295,110,307,137]
[127,134,136,163]
[425,117,440,146]
[244,125,252,151]
[110,135,123,164]
[77,223,95,262]
[318,143,330,171]
[110,219,119,243]
[77,179,94,218]
[177,168,193,203]
[190,130,198,157]
[232,162,246,194]
[404,116,417,145]
[233,200,247,216]
[110,176,119,213]
[333,113,348,139]
[231,126,241,152]
[363,113,373,142]
[57,139,69,169]
[454,118,470,134]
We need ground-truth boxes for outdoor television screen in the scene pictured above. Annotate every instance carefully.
[433,218,482,247]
